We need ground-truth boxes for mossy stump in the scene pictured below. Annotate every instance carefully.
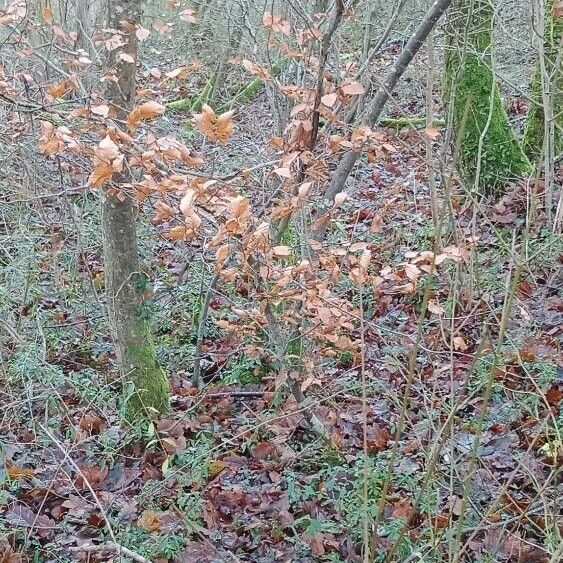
[444,0,531,194]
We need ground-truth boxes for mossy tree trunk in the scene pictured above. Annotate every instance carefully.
[522,0,563,160]
[444,0,531,194]
[102,0,169,420]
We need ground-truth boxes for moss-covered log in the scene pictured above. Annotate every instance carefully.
[166,59,284,113]
[444,0,531,194]
[522,0,563,160]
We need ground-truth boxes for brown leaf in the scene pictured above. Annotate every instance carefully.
[251,442,276,460]
[241,59,270,80]
[272,245,292,257]
[179,9,197,23]
[424,126,440,140]
[5,462,35,479]
[453,336,468,351]
[391,498,412,519]
[546,386,563,406]
[366,423,389,452]
[79,412,106,434]
[42,7,53,22]
[193,104,234,144]
[127,101,166,130]
[4,504,55,538]
[135,26,150,41]
[87,135,123,187]
[340,80,365,96]
[91,104,111,118]
[75,465,108,489]
[208,460,228,478]
[262,12,291,35]
[321,92,338,108]
[47,80,69,99]
[137,509,161,532]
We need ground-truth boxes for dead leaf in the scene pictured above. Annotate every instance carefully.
[75,465,108,489]
[340,80,365,96]
[127,101,166,130]
[193,104,234,144]
[272,245,292,257]
[42,7,53,22]
[453,336,468,351]
[424,127,440,140]
[428,300,444,315]
[47,80,69,99]
[79,412,105,434]
[321,92,338,107]
[262,12,291,35]
[6,462,35,479]
[117,52,135,64]
[91,104,111,118]
[137,509,161,532]
[135,26,150,41]
[366,423,389,452]
[391,498,412,519]
[87,135,123,187]
[208,460,228,478]
[179,9,197,23]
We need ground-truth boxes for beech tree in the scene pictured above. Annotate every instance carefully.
[444,0,531,193]
[101,0,169,418]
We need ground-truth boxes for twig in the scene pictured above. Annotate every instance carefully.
[193,271,220,387]
[205,390,265,398]
[39,425,148,563]
[68,542,152,563]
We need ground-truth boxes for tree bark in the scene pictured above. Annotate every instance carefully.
[102,0,169,419]
[444,0,531,194]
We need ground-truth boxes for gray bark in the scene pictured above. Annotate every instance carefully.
[102,0,169,418]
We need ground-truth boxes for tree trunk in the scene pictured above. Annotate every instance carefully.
[102,0,169,419]
[522,0,562,160]
[444,0,531,194]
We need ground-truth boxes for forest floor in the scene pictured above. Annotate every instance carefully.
[1,39,562,563]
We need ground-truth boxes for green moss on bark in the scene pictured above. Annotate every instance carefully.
[445,0,531,194]
[522,0,563,160]
[125,333,169,420]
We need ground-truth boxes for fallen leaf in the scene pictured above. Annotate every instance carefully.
[179,9,197,23]
[340,80,365,96]
[6,462,35,479]
[424,127,440,140]
[117,52,135,64]
[136,26,150,41]
[137,509,161,532]
[91,104,111,118]
[453,336,468,351]
[272,245,292,257]
[391,498,412,519]
[366,423,389,452]
[208,460,228,478]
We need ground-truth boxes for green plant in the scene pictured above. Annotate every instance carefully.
[221,355,266,385]
[156,533,186,559]
[176,490,204,532]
